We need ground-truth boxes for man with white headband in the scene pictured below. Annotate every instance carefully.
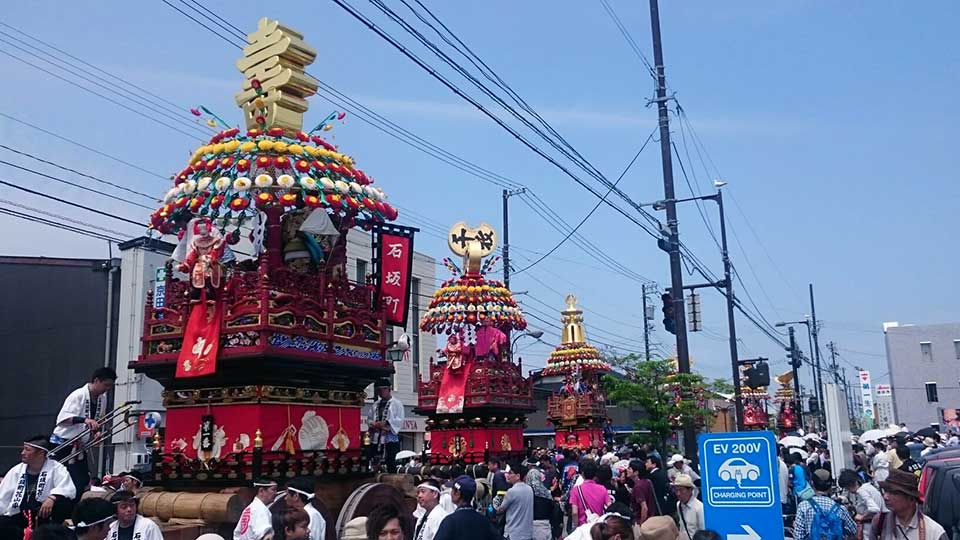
[234,477,277,540]
[284,477,326,540]
[414,479,449,540]
[0,435,76,538]
[72,497,116,540]
[107,490,162,540]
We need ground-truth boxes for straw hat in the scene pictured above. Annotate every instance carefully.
[671,474,695,489]
[638,516,679,540]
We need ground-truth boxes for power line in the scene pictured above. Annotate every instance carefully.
[0,144,156,201]
[0,205,125,243]
[0,177,146,228]
[596,0,658,80]
[514,128,656,274]
[0,158,154,210]
[0,198,132,238]
[0,113,171,182]
[0,46,206,141]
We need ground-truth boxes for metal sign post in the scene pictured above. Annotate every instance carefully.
[698,431,784,540]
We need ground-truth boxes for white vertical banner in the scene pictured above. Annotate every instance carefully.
[823,382,853,480]
[859,370,874,426]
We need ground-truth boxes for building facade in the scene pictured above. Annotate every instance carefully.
[884,322,960,430]
[110,233,436,472]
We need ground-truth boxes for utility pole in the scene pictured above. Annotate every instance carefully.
[648,0,695,460]
[716,189,743,431]
[787,326,803,427]
[809,283,825,431]
[827,341,841,385]
[642,283,652,361]
[501,188,526,290]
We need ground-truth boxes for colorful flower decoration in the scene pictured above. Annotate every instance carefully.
[541,342,609,376]
[419,276,527,334]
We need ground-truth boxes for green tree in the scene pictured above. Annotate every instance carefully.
[604,355,717,450]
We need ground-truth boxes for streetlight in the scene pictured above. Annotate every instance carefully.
[511,329,544,355]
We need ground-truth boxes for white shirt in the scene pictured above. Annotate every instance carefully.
[677,498,704,540]
[778,459,789,500]
[305,503,326,540]
[53,385,106,443]
[109,515,164,540]
[0,459,76,516]
[667,464,700,483]
[371,396,405,443]
[851,483,886,538]
[234,497,272,540]
[415,504,450,540]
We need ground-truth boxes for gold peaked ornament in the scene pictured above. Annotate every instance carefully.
[775,371,794,386]
[234,18,320,133]
[560,294,586,344]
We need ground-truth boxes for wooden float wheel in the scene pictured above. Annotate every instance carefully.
[336,482,412,540]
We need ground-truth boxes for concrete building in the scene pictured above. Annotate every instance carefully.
[884,322,960,430]
[110,232,436,472]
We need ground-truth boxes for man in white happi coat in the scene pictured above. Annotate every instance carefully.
[234,478,278,540]
[284,477,327,540]
[107,490,163,540]
[369,378,404,472]
[414,479,449,540]
[51,367,117,495]
[0,435,76,538]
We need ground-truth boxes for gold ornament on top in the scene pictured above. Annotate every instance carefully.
[560,294,587,345]
[234,18,320,133]
[447,221,497,274]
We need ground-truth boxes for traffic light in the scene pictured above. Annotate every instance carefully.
[661,292,676,335]
[742,361,770,388]
[786,346,802,369]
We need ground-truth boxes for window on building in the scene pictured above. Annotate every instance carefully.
[921,342,933,362]
[925,382,938,403]
[411,278,421,383]
[356,259,367,283]
[954,340,960,360]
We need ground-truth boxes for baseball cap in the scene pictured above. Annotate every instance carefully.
[452,475,477,500]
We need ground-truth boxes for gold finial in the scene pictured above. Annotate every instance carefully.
[234,18,319,133]
[560,293,586,345]
[447,221,496,275]
[253,428,263,449]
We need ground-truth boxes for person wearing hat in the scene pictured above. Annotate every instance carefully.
[433,475,501,540]
[233,477,277,540]
[413,479,449,540]
[794,469,856,540]
[369,378,404,473]
[0,435,76,538]
[919,437,939,458]
[116,471,143,494]
[874,469,946,540]
[284,477,326,540]
[672,475,702,540]
[838,469,886,540]
[665,455,699,485]
[72,497,116,540]
[107,490,162,540]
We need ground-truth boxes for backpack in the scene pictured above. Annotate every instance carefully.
[810,500,844,540]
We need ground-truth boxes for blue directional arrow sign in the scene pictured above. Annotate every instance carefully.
[698,431,784,540]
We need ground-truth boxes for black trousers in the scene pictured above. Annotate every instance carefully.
[382,441,401,473]
[0,498,73,538]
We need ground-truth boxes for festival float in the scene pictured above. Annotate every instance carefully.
[414,222,534,464]
[774,371,800,432]
[739,360,770,430]
[130,17,417,538]
[542,295,610,449]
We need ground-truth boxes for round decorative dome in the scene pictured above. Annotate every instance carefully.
[541,294,610,375]
[420,275,527,334]
[148,127,397,236]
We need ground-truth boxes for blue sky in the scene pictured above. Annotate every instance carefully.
[1,1,957,395]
